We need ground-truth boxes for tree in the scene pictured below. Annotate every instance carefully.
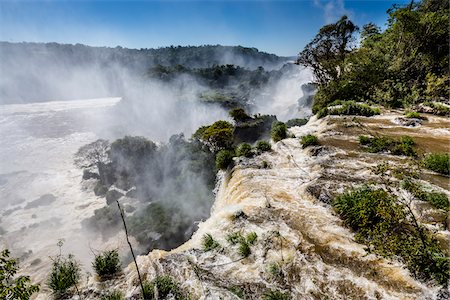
[74,139,110,170]
[199,121,234,152]
[0,249,40,300]
[296,15,358,85]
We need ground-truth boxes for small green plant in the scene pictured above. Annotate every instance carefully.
[92,249,121,279]
[142,275,184,300]
[358,135,416,157]
[256,140,272,153]
[202,233,221,251]
[48,254,81,296]
[271,121,287,142]
[101,290,124,300]
[261,161,270,168]
[423,153,449,175]
[404,111,423,119]
[215,149,235,170]
[0,249,40,300]
[238,241,251,258]
[267,262,283,279]
[227,232,244,245]
[236,143,253,157]
[263,289,291,300]
[228,286,245,298]
[246,232,258,245]
[300,134,319,148]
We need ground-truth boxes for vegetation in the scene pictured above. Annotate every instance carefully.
[404,111,423,119]
[358,135,416,156]
[317,101,380,118]
[333,186,449,285]
[0,249,40,300]
[228,286,246,298]
[423,101,450,116]
[199,121,234,152]
[142,275,186,300]
[267,262,283,279]
[256,140,272,153]
[271,121,287,142]
[263,289,291,300]
[402,178,449,210]
[238,241,251,258]
[202,234,221,251]
[229,107,251,123]
[48,253,81,296]
[423,153,449,175]
[80,134,216,252]
[216,149,235,170]
[300,134,319,148]
[226,231,257,258]
[285,118,308,128]
[101,290,124,300]
[297,0,449,113]
[236,143,253,157]
[92,249,121,279]
[246,232,258,245]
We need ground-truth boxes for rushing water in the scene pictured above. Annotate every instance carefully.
[0,98,123,282]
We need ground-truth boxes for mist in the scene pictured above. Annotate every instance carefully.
[0,42,313,282]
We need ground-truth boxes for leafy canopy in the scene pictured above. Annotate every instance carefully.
[0,249,39,300]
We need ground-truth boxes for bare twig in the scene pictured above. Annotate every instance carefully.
[115,199,146,298]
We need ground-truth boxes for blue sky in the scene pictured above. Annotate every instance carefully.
[0,0,409,56]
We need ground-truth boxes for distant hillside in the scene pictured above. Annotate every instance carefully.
[0,42,290,103]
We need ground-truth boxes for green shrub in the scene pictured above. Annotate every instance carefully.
[358,135,371,145]
[401,178,449,211]
[358,135,416,156]
[201,121,234,152]
[227,232,244,245]
[404,111,422,119]
[300,134,319,148]
[92,249,121,279]
[215,149,235,170]
[142,275,184,300]
[246,232,258,245]
[392,136,416,157]
[423,101,450,116]
[229,107,251,122]
[47,254,81,295]
[236,143,253,157]
[271,121,287,142]
[423,153,449,175]
[285,118,308,128]
[238,241,251,258]
[425,192,449,211]
[0,249,40,300]
[256,140,271,153]
[101,290,124,300]
[228,286,245,298]
[318,101,380,118]
[268,263,282,278]
[333,186,450,285]
[202,234,220,251]
[263,289,291,300]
